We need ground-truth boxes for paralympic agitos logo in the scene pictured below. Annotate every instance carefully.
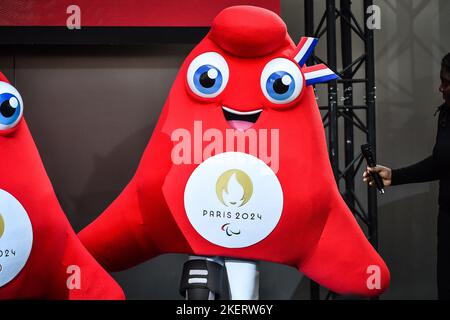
[201,169,263,237]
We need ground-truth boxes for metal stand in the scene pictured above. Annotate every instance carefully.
[179,256,260,300]
[304,0,378,300]
[180,256,225,300]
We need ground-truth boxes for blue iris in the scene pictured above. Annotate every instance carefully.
[0,93,21,126]
[193,65,223,95]
[266,71,296,101]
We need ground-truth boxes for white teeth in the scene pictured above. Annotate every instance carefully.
[222,106,263,116]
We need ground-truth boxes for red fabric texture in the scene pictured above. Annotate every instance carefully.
[79,6,390,297]
[0,74,124,300]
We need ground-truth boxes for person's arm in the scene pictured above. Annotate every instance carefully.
[365,109,443,188]
[391,154,440,186]
[363,154,439,188]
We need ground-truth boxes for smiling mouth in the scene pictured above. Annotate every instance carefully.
[222,106,263,131]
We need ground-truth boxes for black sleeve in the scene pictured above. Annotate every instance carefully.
[391,155,440,186]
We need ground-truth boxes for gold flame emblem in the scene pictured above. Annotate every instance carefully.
[216,169,253,208]
[0,213,4,239]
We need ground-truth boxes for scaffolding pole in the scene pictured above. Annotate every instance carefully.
[304,0,378,300]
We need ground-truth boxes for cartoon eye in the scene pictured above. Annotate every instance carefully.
[187,52,229,98]
[260,58,304,105]
[0,81,23,131]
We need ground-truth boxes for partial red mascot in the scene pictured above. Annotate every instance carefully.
[0,72,124,299]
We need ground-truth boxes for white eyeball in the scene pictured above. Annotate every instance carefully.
[187,52,229,98]
[260,58,304,105]
[0,82,24,130]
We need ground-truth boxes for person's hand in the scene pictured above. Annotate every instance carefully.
[363,165,392,187]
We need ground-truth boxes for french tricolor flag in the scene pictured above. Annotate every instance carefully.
[303,64,340,86]
[292,37,340,86]
[293,37,319,67]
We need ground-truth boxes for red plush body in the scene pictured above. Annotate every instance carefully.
[79,6,390,297]
[0,73,124,299]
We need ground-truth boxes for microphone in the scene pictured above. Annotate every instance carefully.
[361,144,385,194]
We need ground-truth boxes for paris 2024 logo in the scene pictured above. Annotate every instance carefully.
[184,152,283,249]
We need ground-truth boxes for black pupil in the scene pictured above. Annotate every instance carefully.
[273,77,290,94]
[200,69,216,88]
[0,98,17,118]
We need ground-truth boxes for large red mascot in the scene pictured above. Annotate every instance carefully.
[0,72,124,299]
[79,6,390,298]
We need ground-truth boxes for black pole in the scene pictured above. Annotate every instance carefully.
[340,0,355,212]
[305,0,321,301]
[363,0,378,249]
[326,0,339,179]
[305,0,315,37]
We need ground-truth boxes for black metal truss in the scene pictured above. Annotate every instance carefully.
[304,0,378,300]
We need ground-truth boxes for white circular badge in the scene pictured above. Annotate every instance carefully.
[0,189,33,287]
[184,152,284,248]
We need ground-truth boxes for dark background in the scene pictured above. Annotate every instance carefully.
[0,0,449,299]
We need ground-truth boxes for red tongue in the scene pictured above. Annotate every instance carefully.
[227,120,254,131]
